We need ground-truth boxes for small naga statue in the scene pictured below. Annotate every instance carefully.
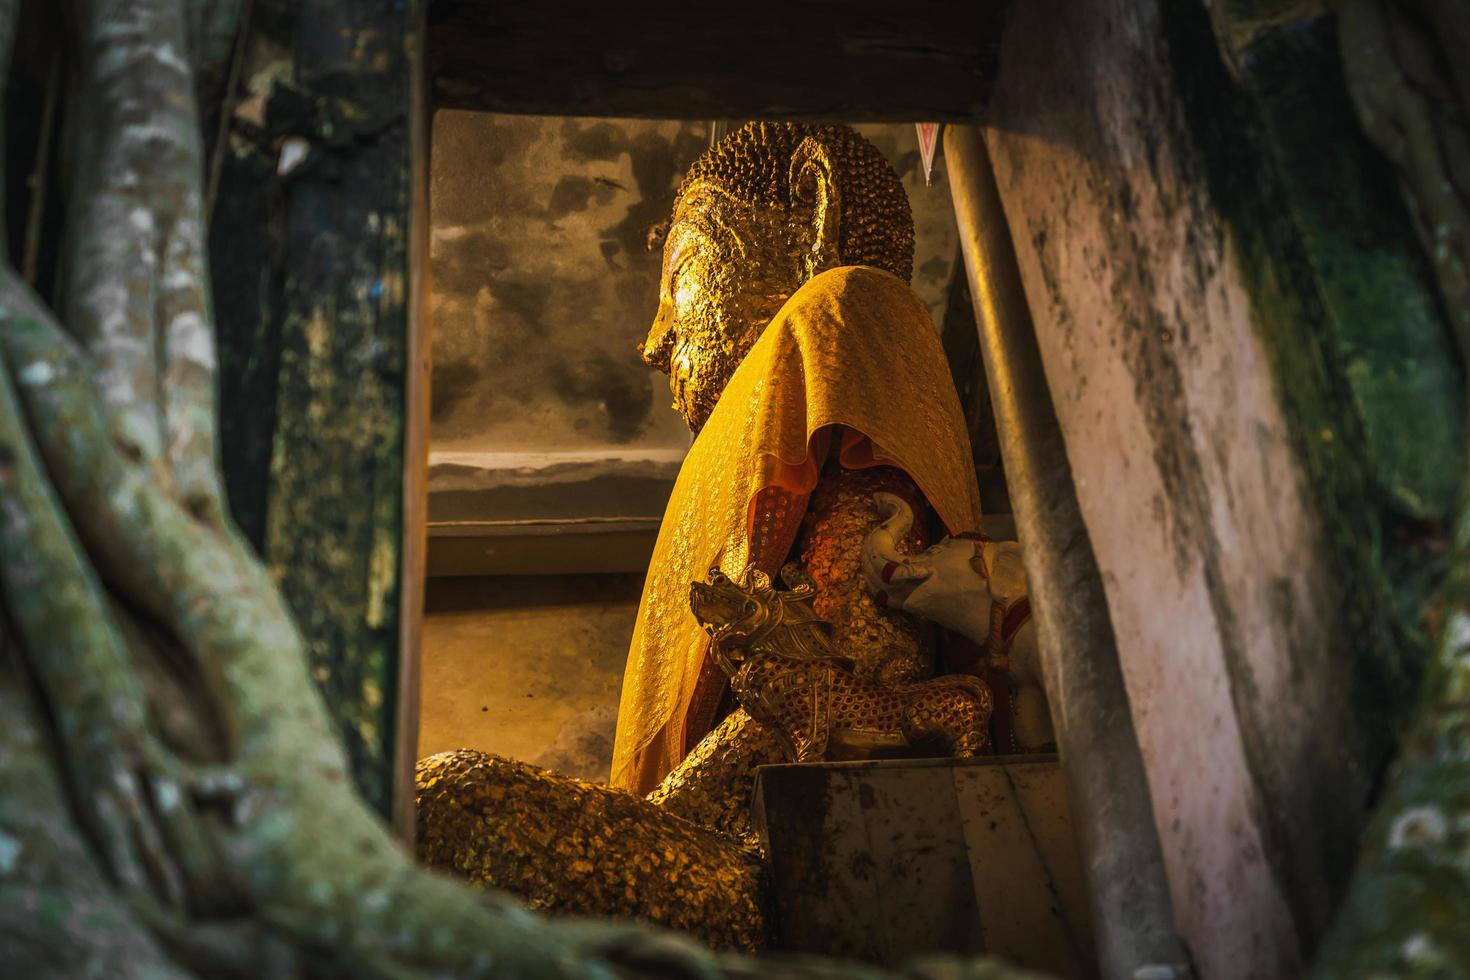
[690,564,994,762]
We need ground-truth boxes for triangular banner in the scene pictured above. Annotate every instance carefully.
[915,123,941,186]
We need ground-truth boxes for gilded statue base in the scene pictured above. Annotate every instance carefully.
[645,709,787,852]
[415,751,766,951]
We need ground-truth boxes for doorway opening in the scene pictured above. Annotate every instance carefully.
[417,110,1000,783]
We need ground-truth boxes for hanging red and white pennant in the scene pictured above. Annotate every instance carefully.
[915,123,942,186]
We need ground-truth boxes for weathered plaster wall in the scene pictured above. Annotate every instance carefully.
[418,575,641,782]
[979,1,1454,975]
[429,113,701,455]
[428,114,958,458]
[859,123,960,323]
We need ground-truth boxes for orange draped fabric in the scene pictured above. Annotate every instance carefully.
[609,266,983,795]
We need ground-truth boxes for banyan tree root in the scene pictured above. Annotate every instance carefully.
[0,179,670,980]
[0,1,1048,978]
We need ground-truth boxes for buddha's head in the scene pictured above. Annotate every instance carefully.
[640,123,915,432]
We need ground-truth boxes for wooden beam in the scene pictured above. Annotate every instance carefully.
[427,1,1009,120]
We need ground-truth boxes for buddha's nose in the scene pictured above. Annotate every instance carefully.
[640,303,676,372]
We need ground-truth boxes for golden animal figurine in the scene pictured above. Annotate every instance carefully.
[690,565,994,762]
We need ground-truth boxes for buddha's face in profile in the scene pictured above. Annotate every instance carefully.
[640,184,820,431]
[639,123,916,434]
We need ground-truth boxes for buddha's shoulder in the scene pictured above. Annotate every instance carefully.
[778,266,932,338]
[796,265,921,307]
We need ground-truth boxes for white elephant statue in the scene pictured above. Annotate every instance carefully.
[860,492,1055,753]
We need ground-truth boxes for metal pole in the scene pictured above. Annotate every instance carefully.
[943,124,1193,980]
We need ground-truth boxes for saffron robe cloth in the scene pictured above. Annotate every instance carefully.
[609,265,984,795]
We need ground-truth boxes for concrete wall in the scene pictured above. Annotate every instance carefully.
[429,113,701,456]
[418,575,642,782]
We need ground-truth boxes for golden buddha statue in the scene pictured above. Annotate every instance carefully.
[417,122,988,949]
[612,122,983,826]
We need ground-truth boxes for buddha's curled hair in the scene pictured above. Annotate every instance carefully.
[677,122,915,282]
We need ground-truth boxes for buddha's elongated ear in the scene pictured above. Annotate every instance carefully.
[788,137,842,280]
